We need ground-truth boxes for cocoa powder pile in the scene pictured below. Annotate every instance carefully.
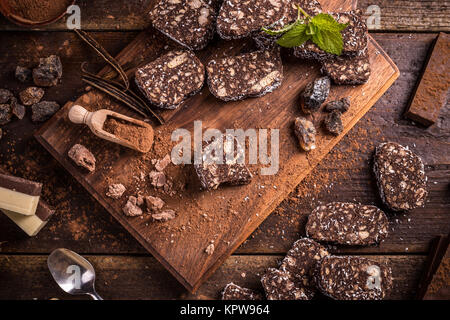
[103,117,153,152]
[7,0,72,22]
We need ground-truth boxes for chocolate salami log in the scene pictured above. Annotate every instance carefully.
[149,0,216,50]
[315,256,393,300]
[217,0,286,40]
[280,238,329,295]
[253,0,322,49]
[373,142,428,211]
[136,50,205,109]
[261,268,312,300]
[294,10,368,61]
[306,202,389,245]
[321,49,371,85]
[207,50,283,101]
[221,283,263,300]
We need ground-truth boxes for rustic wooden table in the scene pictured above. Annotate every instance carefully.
[0,0,449,300]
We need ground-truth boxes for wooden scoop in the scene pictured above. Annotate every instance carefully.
[68,105,154,153]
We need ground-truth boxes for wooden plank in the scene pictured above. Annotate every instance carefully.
[0,254,425,300]
[34,0,401,292]
[0,0,448,32]
[0,34,446,257]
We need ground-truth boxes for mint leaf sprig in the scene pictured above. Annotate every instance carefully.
[262,6,348,55]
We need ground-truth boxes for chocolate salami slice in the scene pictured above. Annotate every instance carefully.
[306,202,389,245]
[280,238,329,294]
[194,134,252,190]
[207,50,283,101]
[373,142,428,211]
[321,49,371,85]
[222,283,263,300]
[136,50,205,109]
[149,0,216,50]
[315,256,393,300]
[217,0,287,40]
[253,0,322,49]
[261,268,312,300]
[294,10,368,61]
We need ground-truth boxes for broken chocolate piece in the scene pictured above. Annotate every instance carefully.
[0,104,12,125]
[33,55,63,87]
[294,10,368,61]
[11,98,26,120]
[405,33,450,126]
[194,134,252,190]
[123,196,143,217]
[68,144,96,172]
[217,0,286,40]
[300,77,330,114]
[145,196,165,212]
[207,50,283,101]
[19,87,45,106]
[0,172,42,216]
[150,0,216,50]
[149,171,166,188]
[321,50,371,85]
[261,268,311,300]
[152,209,176,222]
[135,50,205,109]
[325,97,350,113]
[373,142,428,211]
[15,66,32,83]
[306,202,389,245]
[324,110,343,136]
[106,184,126,199]
[222,283,263,300]
[0,89,13,104]
[155,154,171,172]
[31,101,60,122]
[280,238,329,295]
[293,117,316,151]
[315,256,393,300]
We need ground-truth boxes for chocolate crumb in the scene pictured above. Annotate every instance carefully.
[19,87,45,106]
[324,111,344,136]
[123,196,143,217]
[325,97,350,113]
[149,170,166,188]
[152,209,176,222]
[145,196,165,212]
[33,55,63,87]
[68,144,96,172]
[106,183,126,199]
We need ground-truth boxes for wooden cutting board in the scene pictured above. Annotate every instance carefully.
[35,0,399,292]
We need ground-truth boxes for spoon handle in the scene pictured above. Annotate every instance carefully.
[88,291,104,300]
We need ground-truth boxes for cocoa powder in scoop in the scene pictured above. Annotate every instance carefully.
[103,117,153,153]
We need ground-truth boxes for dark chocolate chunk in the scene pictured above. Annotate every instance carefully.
[122,196,143,217]
[0,104,12,125]
[293,117,316,151]
[31,101,60,122]
[261,268,311,300]
[325,97,350,113]
[35,201,56,222]
[33,55,63,87]
[306,202,389,245]
[68,144,96,172]
[15,66,32,83]
[315,256,393,300]
[135,50,205,109]
[373,142,428,211]
[11,98,26,120]
[19,87,45,106]
[321,49,371,85]
[300,76,330,114]
[0,173,42,196]
[217,0,286,40]
[207,50,283,101]
[0,89,13,104]
[323,110,343,136]
[253,0,322,49]
[280,238,329,295]
[222,283,263,300]
[194,134,252,190]
[150,0,216,50]
[294,10,368,61]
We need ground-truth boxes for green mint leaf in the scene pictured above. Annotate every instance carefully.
[311,13,348,32]
[276,24,310,48]
[262,20,298,36]
[311,29,344,55]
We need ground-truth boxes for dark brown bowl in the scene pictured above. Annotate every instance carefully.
[0,0,76,27]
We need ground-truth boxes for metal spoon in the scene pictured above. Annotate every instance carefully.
[47,248,103,300]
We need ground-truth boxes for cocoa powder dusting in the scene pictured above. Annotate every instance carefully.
[7,0,72,22]
[103,117,153,153]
